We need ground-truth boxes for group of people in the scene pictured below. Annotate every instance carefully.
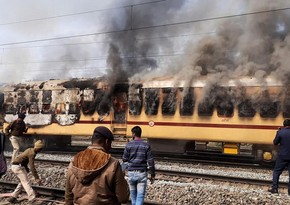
[3,112,290,204]
[4,112,155,205]
[4,113,44,204]
[64,125,155,205]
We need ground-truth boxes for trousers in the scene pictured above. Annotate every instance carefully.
[128,171,147,205]
[272,157,290,192]
[11,165,36,201]
[9,136,20,162]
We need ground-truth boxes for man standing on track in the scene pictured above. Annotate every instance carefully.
[122,126,156,205]
[5,113,29,161]
[269,119,290,195]
[65,126,129,205]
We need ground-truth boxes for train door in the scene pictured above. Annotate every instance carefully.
[112,85,128,137]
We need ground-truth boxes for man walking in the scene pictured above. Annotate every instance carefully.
[122,126,155,205]
[65,126,129,205]
[5,113,29,161]
[8,140,44,204]
[269,119,290,195]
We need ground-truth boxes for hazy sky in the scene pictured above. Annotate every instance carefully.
[0,0,290,83]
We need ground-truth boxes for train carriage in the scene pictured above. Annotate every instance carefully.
[0,76,286,162]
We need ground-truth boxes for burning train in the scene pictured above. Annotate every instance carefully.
[0,76,286,163]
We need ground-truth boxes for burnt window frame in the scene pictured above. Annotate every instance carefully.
[128,86,143,116]
[198,100,214,116]
[238,100,256,118]
[259,101,279,118]
[144,88,160,116]
[216,101,234,117]
[179,88,195,116]
[161,88,177,116]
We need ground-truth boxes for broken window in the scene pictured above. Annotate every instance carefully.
[28,102,39,114]
[55,103,66,114]
[238,100,256,117]
[96,90,111,116]
[5,104,16,114]
[42,90,52,104]
[129,85,143,116]
[80,89,96,115]
[282,95,290,118]
[0,92,4,109]
[180,88,195,116]
[216,102,234,117]
[162,88,176,115]
[145,89,159,115]
[41,104,51,114]
[198,99,214,116]
[68,103,79,114]
[260,102,279,118]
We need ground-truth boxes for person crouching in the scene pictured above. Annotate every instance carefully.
[8,140,44,204]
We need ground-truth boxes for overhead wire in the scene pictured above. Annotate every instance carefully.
[0,6,289,47]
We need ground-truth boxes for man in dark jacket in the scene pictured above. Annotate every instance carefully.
[122,126,155,205]
[5,113,28,161]
[65,126,129,205]
[8,140,44,204]
[269,119,290,195]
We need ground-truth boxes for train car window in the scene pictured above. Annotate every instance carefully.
[55,103,66,114]
[129,86,143,116]
[4,104,15,114]
[69,103,79,114]
[80,89,96,115]
[17,104,27,114]
[96,90,111,115]
[41,104,51,114]
[42,90,52,104]
[180,88,195,116]
[282,103,290,118]
[238,100,256,117]
[28,103,39,114]
[145,89,159,115]
[260,102,279,118]
[162,88,176,115]
[0,93,4,108]
[198,100,214,116]
[217,102,234,117]
[129,100,142,115]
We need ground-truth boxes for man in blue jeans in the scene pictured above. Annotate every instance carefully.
[122,126,155,205]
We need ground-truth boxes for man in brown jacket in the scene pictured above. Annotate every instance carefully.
[65,126,129,205]
[8,140,44,204]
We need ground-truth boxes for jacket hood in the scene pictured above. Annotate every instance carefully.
[70,146,111,184]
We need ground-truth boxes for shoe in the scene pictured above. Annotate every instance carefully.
[7,197,17,203]
[268,188,278,194]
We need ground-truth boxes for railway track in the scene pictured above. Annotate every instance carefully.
[0,181,163,205]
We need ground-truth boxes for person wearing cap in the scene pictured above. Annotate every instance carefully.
[65,126,129,205]
[5,112,29,161]
[7,140,44,204]
[122,126,155,205]
[269,119,290,195]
